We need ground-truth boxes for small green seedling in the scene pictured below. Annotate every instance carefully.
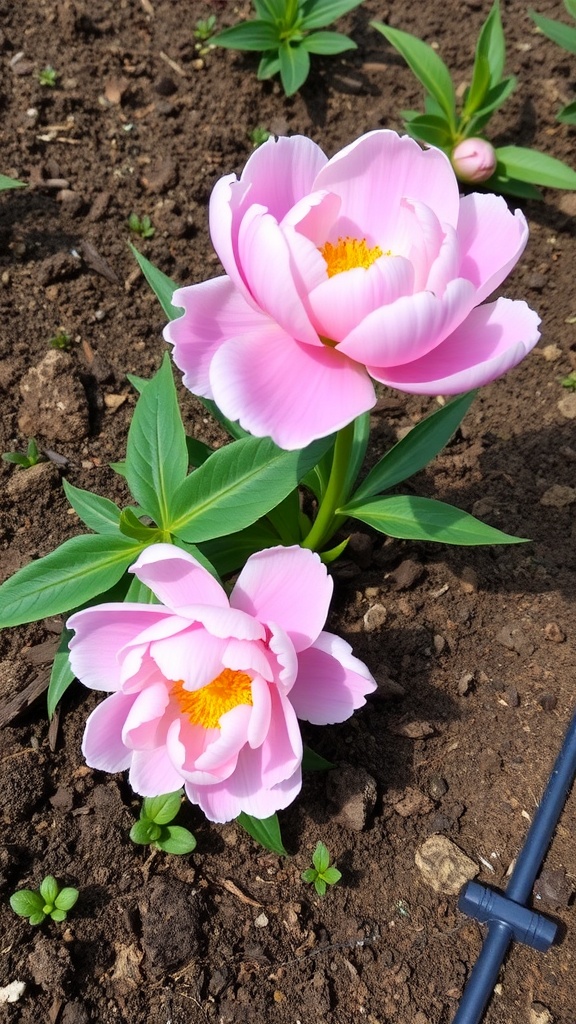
[10,876,79,925]
[48,330,72,351]
[249,126,271,147]
[561,370,576,391]
[211,0,364,97]
[130,790,197,855]
[530,2,576,124]
[0,173,25,191]
[195,14,217,45]
[127,213,155,239]
[301,841,342,896]
[2,438,44,469]
[38,66,58,87]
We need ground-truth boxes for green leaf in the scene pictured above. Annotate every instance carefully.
[130,820,161,845]
[50,909,67,922]
[530,9,576,53]
[0,534,145,628]
[343,411,371,502]
[118,508,164,543]
[168,434,333,543]
[47,627,75,718]
[0,174,26,190]
[301,441,335,502]
[124,353,188,529]
[54,887,79,911]
[566,0,576,20]
[314,876,327,896]
[212,20,281,50]
[495,145,576,190]
[313,841,330,874]
[301,30,356,54]
[475,0,505,87]
[302,747,335,771]
[465,75,517,130]
[198,520,281,576]
[257,51,282,78]
[403,113,453,149]
[155,825,197,855]
[558,98,576,124]
[126,372,150,394]
[322,866,342,884]
[319,536,349,563]
[371,21,456,130]
[39,876,59,905]
[253,0,287,21]
[186,436,213,468]
[301,868,317,883]
[237,812,288,854]
[62,480,122,535]
[123,574,158,603]
[129,244,183,320]
[353,392,477,501]
[300,0,365,30]
[29,912,47,925]
[266,488,301,544]
[463,53,492,119]
[483,170,543,200]
[142,791,182,825]
[10,890,45,917]
[341,494,528,545]
[2,452,30,467]
[279,40,310,95]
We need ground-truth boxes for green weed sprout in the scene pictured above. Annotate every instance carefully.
[372,0,576,198]
[10,876,79,925]
[38,66,58,87]
[49,330,72,351]
[0,174,25,191]
[301,841,342,896]
[128,213,155,239]
[130,790,197,855]
[561,370,576,391]
[530,1,576,124]
[249,126,271,147]
[195,14,217,50]
[211,0,364,97]
[2,438,44,469]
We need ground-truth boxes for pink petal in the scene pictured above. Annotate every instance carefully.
[309,256,415,342]
[314,131,461,240]
[372,298,541,393]
[223,637,274,681]
[122,681,171,749]
[166,717,223,783]
[457,193,528,303]
[387,198,445,291]
[425,224,461,297]
[128,746,184,796]
[290,631,376,724]
[82,691,135,771]
[194,704,252,773]
[68,604,173,692]
[210,327,375,450]
[247,676,272,749]
[268,622,298,694]
[185,762,302,823]
[150,628,227,689]
[231,546,333,651]
[339,278,476,368]
[131,544,228,611]
[165,277,267,398]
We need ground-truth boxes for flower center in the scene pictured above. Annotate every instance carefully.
[319,236,384,278]
[171,669,253,730]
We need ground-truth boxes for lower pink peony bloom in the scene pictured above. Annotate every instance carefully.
[165,129,540,450]
[67,544,376,822]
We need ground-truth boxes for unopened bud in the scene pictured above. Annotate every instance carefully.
[451,138,497,184]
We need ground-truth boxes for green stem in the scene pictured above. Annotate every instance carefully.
[302,422,355,552]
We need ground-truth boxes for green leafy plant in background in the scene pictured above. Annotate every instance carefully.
[561,370,576,390]
[372,0,576,198]
[38,65,58,87]
[2,438,44,469]
[211,0,364,96]
[128,213,155,239]
[194,13,218,52]
[0,174,25,190]
[48,330,72,351]
[530,1,576,124]
[10,876,79,925]
[301,841,342,895]
[130,791,197,854]
[249,126,271,147]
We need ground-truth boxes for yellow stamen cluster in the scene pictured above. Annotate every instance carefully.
[319,236,384,278]
[172,669,253,730]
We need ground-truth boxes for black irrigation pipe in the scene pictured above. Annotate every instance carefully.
[453,706,576,1024]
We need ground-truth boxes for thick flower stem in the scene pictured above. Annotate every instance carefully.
[302,422,355,553]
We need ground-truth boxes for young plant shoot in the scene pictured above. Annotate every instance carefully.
[130,791,197,854]
[301,842,342,896]
[10,876,79,926]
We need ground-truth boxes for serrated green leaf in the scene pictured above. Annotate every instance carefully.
[313,841,330,873]
[371,21,456,130]
[142,791,182,825]
[300,0,364,30]
[341,494,528,545]
[301,30,356,54]
[54,887,79,911]
[50,908,67,922]
[237,812,288,854]
[62,480,122,535]
[495,146,576,189]
[302,747,335,771]
[279,40,310,95]
[353,392,476,501]
[129,244,183,320]
[124,353,188,529]
[530,9,576,53]
[47,627,75,718]
[10,890,45,917]
[168,434,332,543]
[212,20,281,50]
[39,875,58,906]
[322,866,342,884]
[0,534,145,628]
[0,174,26,190]
[155,825,197,855]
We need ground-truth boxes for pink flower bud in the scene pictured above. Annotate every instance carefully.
[451,138,497,183]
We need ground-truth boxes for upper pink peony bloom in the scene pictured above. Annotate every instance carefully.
[451,138,498,184]
[67,544,375,823]
[164,130,540,450]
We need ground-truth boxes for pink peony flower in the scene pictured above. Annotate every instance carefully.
[451,138,498,184]
[165,130,540,450]
[67,544,375,823]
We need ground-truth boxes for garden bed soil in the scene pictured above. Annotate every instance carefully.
[1,1,576,1022]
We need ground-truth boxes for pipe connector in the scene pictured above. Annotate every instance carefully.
[458,880,558,953]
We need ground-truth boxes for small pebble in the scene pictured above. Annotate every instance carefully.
[428,774,448,800]
[538,693,557,712]
[544,622,566,643]
[458,672,474,696]
[415,835,478,895]
[363,603,387,631]
[254,913,269,928]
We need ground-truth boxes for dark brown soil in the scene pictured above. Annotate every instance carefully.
[1,1,576,1022]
